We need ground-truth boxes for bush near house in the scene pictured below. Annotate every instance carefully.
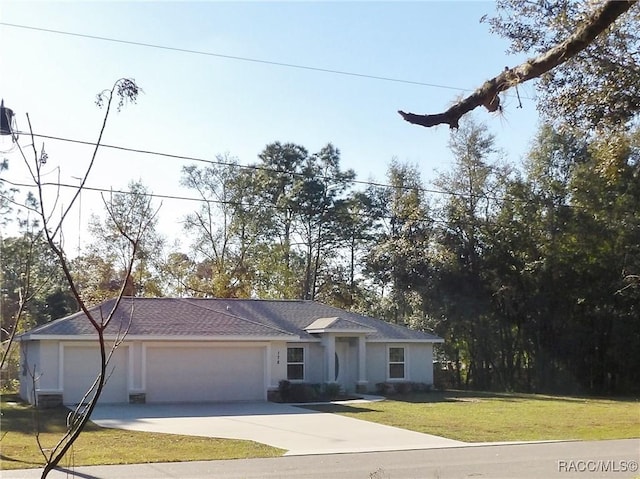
[275,380,344,403]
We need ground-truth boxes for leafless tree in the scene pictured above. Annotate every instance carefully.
[13,78,153,478]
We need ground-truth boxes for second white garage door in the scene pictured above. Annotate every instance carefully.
[145,346,266,402]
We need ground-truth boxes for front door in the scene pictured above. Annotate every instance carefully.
[335,340,351,393]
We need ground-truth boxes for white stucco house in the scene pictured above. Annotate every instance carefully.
[18,297,443,405]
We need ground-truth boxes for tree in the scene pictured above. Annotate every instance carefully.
[485,0,640,131]
[0,230,76,385]
[255,142,308,270]
[0,158,18,226]
[557,127,640,392]
[0,232,74,328]
[363,160,433,325]
[398,0,638,129]
[429,119,509,389]
[322,190,379,309]
[474,126,579,391]
[86,180,164,299]
[70,253,133,306]
[14,78,143,478]
[179,157,258,297]
[1,156,78,388]
[222,141,356,300]
[293,144,355,300]
[158,250,198,297]
[479,123,640,393]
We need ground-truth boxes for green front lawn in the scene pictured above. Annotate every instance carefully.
[3,391,638,470]
[0,395,284,471]
[307,390,640,442]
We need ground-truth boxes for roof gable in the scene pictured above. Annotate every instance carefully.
[304,317,376,334]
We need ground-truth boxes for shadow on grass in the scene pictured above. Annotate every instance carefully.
[0,453,36,466]
[2,401,102,435]
[388,389,640,404]
[302,404,378,414]
[1,393,22,402]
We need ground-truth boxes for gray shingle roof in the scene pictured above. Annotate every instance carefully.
[20,297,443,342]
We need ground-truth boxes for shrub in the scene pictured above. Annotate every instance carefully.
[323,382,342,400]
[396,382,413,394]
[276,381,345,402]
[410,382,432,393]
[376,382,396,395]
[278,380,292,402]
[289,383,318,402]
[376,381,432,396]
[434,367,456,390]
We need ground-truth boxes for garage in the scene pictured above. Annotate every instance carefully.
[145,345,266,402]
[63,345,129,405]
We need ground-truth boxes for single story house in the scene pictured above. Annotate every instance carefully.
[18,297,443,405]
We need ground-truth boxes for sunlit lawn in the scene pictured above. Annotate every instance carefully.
[306,390,640,442]
[0,395,284,471]
[3,391,638,470]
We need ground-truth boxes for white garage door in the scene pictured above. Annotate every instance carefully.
[145,346,266,402]
[63,346,128,405]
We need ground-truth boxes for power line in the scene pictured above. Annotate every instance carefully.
[2,178,211,205]
[0,178,500,229]
[0,22,535,99]
[2,177,603,236]
[2,176,497,216]
[6,132,609,219]
[17,131,504,202]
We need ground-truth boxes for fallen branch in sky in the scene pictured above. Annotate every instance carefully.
[398,0,637,129]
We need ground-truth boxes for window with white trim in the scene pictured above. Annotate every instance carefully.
[388,347,405,379]
[287,347,305,381]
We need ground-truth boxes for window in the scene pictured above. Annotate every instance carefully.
[388,347,405,379]
[287,347,304,381]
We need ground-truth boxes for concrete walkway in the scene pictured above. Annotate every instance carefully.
[90,400,464,455]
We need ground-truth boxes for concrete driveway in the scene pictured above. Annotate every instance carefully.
[91,401,464,455]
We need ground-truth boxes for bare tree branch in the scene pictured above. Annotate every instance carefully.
[12,78,141,479]
[398,0,638,129]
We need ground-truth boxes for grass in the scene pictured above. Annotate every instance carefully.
[3,390,638,470]
[306,390,640,443]
[0,394,284,471]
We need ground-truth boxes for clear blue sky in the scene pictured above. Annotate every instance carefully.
[1,1,540,250]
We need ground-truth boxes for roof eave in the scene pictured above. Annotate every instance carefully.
[367,338,445,343]
[305,328,376,335]
[20,334,300,342]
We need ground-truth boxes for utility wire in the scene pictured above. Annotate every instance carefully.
[0,179,499,228]
[2,165,594,223]
[1,178,493,216]
[17,131,505,202]
[2,177,601,237]
[6,132,601,217]
[0,22,534,99]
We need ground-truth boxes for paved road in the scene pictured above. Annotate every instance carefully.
[7,439,639,479]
